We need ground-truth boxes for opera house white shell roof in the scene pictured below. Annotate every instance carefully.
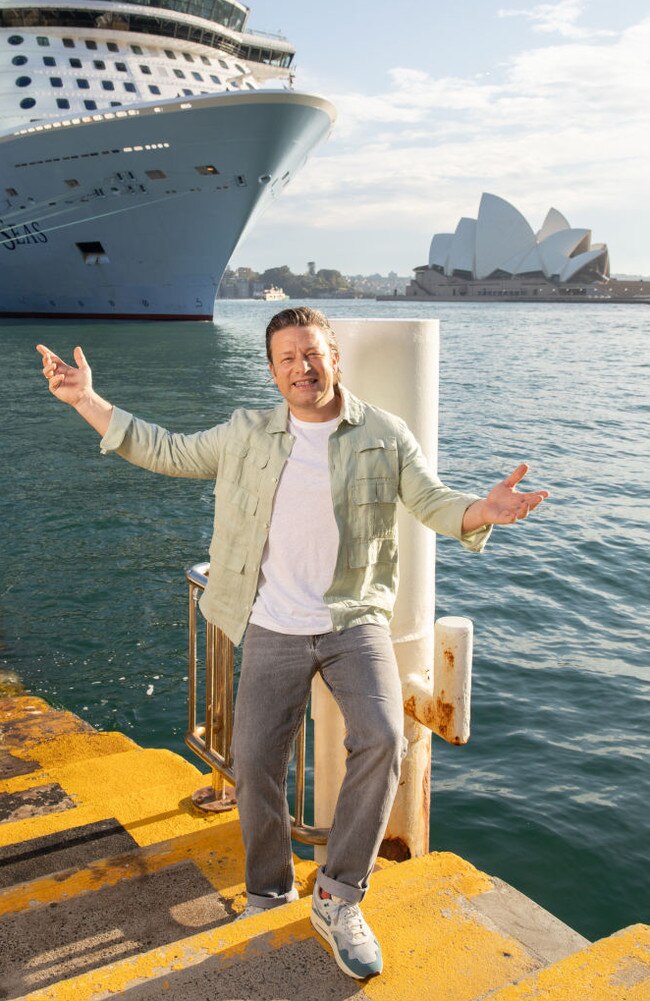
[428,194,609,283]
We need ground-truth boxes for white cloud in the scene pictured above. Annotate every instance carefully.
[497,1,615,39]
[239,16,650,273]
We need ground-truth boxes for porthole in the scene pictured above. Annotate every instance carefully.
[36,36,50,47]
[15,76,32,88]
[93,59,106,69]
[107,42,118,52]
[56,98,70,109]
[12,55,27,66]
[20,97,36,109]
[148,85,161,94]
[8,35,24,45]
[84,100,97,110]
[62,38,75,48]
[43,56,56,66]
[76,78,90,89]
[102,80,115,91]
[50,77,63,88]
[124,82,136,92]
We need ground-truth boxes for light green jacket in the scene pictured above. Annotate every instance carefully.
[100,386,491,645]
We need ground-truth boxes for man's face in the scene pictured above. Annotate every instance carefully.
[268,324,340,421]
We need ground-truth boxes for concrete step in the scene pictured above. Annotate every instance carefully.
[4,851,592,1001]
[485,923,650,1000]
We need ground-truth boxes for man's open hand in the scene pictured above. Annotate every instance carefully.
[37,344,92,408]
[462,464,550,533]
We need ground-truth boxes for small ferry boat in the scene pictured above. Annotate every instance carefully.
[255,285,288,301]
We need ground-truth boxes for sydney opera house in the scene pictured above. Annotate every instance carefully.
[406,193,613,301]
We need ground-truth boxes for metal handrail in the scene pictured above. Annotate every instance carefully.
[185,562,329,845]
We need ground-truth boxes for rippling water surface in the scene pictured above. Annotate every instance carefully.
[2,301,648,941]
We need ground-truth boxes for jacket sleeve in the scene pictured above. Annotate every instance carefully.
[99,406,224,479]
[396,421,491,553]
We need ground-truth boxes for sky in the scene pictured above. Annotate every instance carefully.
[231,0,650,277]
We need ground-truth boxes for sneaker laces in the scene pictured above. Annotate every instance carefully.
[332,896,368,943]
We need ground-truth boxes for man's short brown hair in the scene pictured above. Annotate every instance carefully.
[265,306,341,368]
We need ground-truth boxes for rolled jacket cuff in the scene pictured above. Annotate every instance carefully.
[99,406,133,455]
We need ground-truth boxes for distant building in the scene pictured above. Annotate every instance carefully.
[407,193,611,300]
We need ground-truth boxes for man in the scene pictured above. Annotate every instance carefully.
[37,307,548,981]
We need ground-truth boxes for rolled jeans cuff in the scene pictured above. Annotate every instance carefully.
[246,887,299,910]
[317,867,365,904]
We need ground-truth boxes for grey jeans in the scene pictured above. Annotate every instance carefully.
[232,623,405,908]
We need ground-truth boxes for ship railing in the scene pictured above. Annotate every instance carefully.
[185,561,328,845]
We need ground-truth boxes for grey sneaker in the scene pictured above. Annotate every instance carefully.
[310,885,383,980]
[234,904,266,921]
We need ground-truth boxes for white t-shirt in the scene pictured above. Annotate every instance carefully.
[249,413,340,634]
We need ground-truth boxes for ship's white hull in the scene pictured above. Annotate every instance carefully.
[0,91,334,318]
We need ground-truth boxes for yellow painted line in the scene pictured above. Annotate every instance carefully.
[0,732,138,797]
[487,923,650,1001]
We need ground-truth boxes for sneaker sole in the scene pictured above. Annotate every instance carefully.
[310,910,381,980]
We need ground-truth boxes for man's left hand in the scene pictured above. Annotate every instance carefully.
[462,464,550,533]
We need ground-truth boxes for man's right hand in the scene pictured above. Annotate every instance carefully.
[37,344,92,408]
[36,344,114,436]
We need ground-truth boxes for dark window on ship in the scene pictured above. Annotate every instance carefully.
[183,52,194,62]
[200,55,210,65]
[63,38,75,48]
[192,71,203,81]
[20,97,36,109]
[131,45,143,55]
[36,36,50,47]
[182,88,193,95]
[85,40,98,50]
[69,58,82,68]
[15,76,31,87]
[76,241,106,262]
[115,62,127,72]
[84,100,97,110]
[12,55,27,66]
[210,75,221,84]
[164,49,176,59]
[124,82,136,92]
[218,59,229,69]
[173,68,185,79]
[8,35,24,45]
[107,42,119,52]
[93,59,106,69]
[148,84,161,94]
[140,64,151,74]
[76,78,90,89]
[102,80,115,91]
[110,100,121,106]
[146,169,166,179]
[195,165,219,175]
[50,77,63,88]
[43,56,56,66]
[56,98,70,109]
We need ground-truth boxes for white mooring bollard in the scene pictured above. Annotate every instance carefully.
[311,318,473,865]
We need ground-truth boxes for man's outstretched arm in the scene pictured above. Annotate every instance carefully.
[36,344,222,479]
[37,344,113,437]
[461,463,550,533]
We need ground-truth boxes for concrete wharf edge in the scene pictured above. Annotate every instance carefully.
[0,693,648,1000]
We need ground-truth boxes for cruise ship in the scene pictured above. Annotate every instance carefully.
[0,1,335,319]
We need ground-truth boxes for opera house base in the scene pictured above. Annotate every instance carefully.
[379,271,650,304]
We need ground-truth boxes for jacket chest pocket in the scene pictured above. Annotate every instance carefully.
[352,438,399,543]
[221,439,269,491]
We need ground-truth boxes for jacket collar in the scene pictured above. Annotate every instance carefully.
[265,385,364,434]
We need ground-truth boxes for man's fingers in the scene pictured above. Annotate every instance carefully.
[503,463,529,489]
[73,345,88,370]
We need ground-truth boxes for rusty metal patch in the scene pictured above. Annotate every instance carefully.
[379,835,412,862]
[0,783,76,825]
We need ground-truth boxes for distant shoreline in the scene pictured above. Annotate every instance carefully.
[376,295,650,304]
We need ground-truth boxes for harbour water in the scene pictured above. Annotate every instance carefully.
[1,300,648,942]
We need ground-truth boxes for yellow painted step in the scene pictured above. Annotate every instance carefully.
[485,923,650,1001]
[12,851,552,1001]
[0,819,318,919]
[0,747,217,848]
